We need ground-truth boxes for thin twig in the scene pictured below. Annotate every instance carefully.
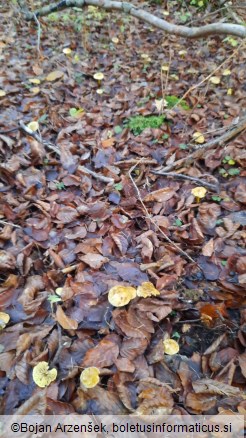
[128,160,196,264]
[78,165,115,184]
[19,120,61,155]
[32,13,41,53]
[115,158,157,166]
[0,220,22,229]
[159,114,246,172]
[150,170,219,192]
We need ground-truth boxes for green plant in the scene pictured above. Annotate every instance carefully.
[126,115,166,135]
[223,37,238,47]
[212,195,222,202]
[56,182,65,190]
[165,95,190,110]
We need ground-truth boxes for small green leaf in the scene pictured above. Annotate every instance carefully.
[47,295,62,303]
[219,168,227,174]
[114,182,123,191]
[228,159,235,165]
[212,196,222,202]
[228,168,240,176]
[56,182,65,190]
[174,218,183,227]
[216,219,224,225]
[69,107,84,117]
[221,260,227,267]
[162,133,169,140]
[114,125,123,134]
[172,331,181,340]
[179,143,188,150]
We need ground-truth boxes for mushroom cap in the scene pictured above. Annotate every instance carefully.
[27,121,39,132]
[163,339,179,355]
[191,186,207,199]
[33,361,57,388]
[93,72,104,80]
[137,282,160,298]
[108,285,137,307]
[80,367,100,388]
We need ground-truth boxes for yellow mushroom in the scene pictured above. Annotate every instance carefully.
[137,282,160,298]
[32,361,57,388]
[93,72,104,87]
[108,285,137,307]
[191,186,207,203]
[163,339,179,355]
[80,367,100,389]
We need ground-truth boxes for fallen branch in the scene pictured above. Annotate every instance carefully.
[158,114,246,173]
[78,165,115,184]
[150,171,219,192]
[17,0,246,38]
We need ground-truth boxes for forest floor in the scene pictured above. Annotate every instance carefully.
[0,1,245,417]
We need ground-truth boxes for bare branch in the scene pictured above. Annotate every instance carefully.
[17,0,246,38]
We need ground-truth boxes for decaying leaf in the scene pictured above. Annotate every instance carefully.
[46,70,64,81]
[33,361,57,388]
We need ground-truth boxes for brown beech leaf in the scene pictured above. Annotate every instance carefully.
[186,392,217,413]
[56,305,78,330]
[238,353,246,378]
[79,253,109,269]
[82,338,120,368]
[192,378,241,396]
[56,206,78,223]
[0,250,16,270]
[144,187,176,203]
[136,380,174,415]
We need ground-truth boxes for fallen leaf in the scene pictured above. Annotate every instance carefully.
[56,305,78,330]
[79,253,109,269]
[46,70,64,81]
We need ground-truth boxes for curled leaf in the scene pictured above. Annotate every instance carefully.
[32,361,57,387]
[108,285,137,307]
[163,339,179,355]
[80,367,100,388]
[137,282,160,298]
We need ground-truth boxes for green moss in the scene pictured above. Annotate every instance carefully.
[165,95,190,110]
[127,115,165,135]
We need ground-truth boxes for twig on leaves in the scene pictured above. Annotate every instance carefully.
[32,13,41,53]
[78,165,115,184]
[128,160,196,264]
[0,220,22,229]
[159,114,246,173]
[150,170,219,192]
[19,120,61,155]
